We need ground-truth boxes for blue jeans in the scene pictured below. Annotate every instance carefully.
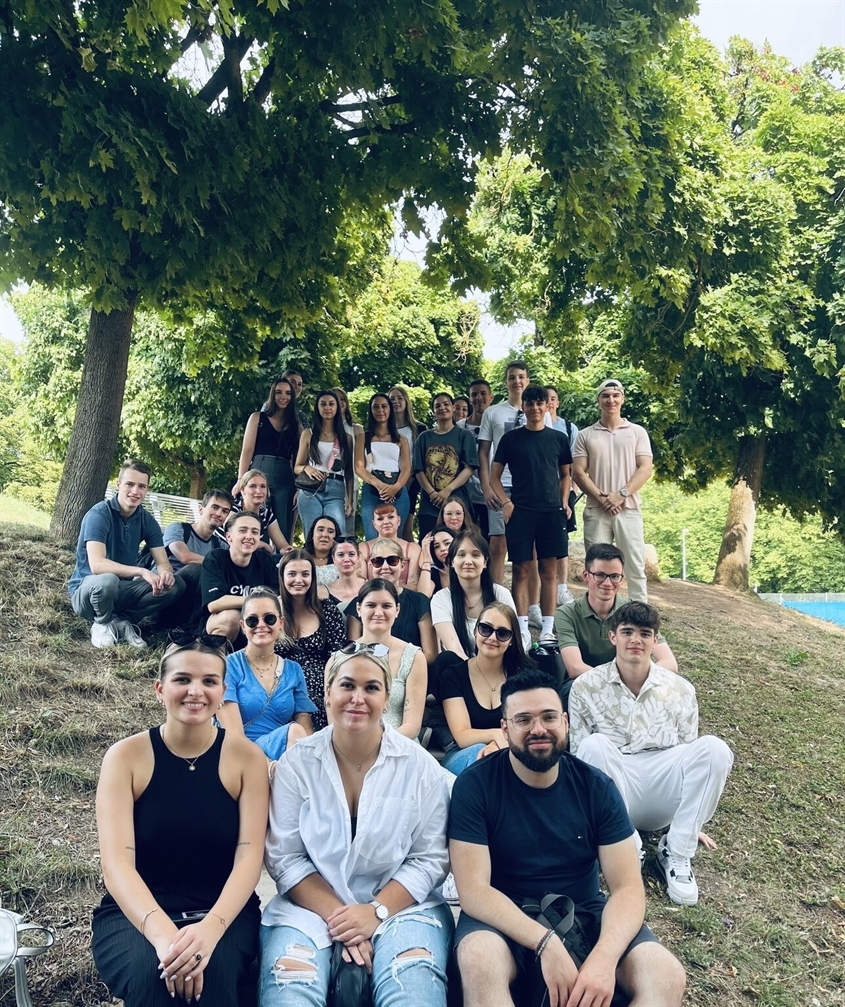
[362,484,410,540]
[258,903,453,1007]
[297,477,347,538]
[441,743,485,776]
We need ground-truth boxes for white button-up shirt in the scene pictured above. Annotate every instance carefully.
[569,660,698,756]
[262,725,450,947]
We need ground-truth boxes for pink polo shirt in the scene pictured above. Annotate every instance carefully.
[573,419,652,510]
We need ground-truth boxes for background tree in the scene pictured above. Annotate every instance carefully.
[0,0,696,540]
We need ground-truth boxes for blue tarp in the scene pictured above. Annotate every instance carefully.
[782,600,845,628]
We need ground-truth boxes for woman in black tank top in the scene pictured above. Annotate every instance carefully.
[92,637,269,1006]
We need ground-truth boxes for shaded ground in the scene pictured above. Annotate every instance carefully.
[1,524,844,1006]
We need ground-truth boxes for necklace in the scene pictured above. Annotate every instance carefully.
[246,650,279,680]
[471,658,503,694]
[333,735,382,773]
[161,724,216,771]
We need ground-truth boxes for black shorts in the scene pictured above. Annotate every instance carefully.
[505,507,568,563]
[455,904,658,999]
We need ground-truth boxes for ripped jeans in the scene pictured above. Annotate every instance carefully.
[258,903,453,1007]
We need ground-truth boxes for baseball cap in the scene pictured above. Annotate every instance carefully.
[597,379,625,396]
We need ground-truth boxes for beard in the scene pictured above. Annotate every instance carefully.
[509,733,567,773]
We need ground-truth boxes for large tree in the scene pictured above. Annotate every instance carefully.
[0,0,695,539]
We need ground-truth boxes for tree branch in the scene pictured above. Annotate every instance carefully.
[341,121,417,139]
[252,57,276,105]
[196,34,253,107]
[319,94,404,113]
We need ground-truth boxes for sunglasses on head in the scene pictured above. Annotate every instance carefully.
[370,555,401,568]
[476,621,514,644]
[244,613,279,628]
[167,629,230,651]
[340,641,391,659]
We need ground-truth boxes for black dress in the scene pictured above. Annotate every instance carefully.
[91,727,260,1006]
[275,601,347,730]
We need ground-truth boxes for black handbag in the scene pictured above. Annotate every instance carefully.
[371,469,399,485]
[328,940,373,1007]
[294,471,325,492]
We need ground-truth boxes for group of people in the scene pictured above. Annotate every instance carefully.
[74,364,735,1005]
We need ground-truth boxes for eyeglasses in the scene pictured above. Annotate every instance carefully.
[167,629,230,651]
[244,613,279,628]
[340,642,390,659]
[507,711,564,731]
[476,621,514,643]
[370,555,401,568]
[587,571,624,584]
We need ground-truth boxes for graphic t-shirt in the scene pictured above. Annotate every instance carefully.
[412,426,478,519]
[200,550,279,613]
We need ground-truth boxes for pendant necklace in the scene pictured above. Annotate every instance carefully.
[162,724,216,771]
[333,737,382,773]
[472,658,502,694]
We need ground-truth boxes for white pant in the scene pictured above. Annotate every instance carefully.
[582,507,647,601]
[576,733,733,857]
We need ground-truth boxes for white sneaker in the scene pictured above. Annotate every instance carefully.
[91,620,120,648]
[441,872,460,905]
[527,604,543,630]
[557,584,575,606]
[655,834,699,905]
[537,633,558,649]
[520,628,533,652]
[114,619,148,649]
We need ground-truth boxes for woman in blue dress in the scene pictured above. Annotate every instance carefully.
[217,588,316,760]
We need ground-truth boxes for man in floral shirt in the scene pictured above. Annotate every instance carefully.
[568,601,733,907]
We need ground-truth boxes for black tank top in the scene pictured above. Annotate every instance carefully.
[129,727,241,911]
[254,413,297,462]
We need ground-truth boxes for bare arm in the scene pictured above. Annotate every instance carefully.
[560,645,593,679]
[168,540,205,566]
[237,413,260,481]
[396,652,427,739]
[652,640,678,673]
[478,440,499,508]
[432,619,469,661]
[293,711,314,736]
[404,541,422,590]
[266,520,290,553]
[294,430,322,478]
[489,462,509,509]
[216,702,246,737]
[572,457,604,504]
[206,593,246,614]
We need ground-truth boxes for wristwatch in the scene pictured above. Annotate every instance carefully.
[619,487,629,498]
[371,900,389,921]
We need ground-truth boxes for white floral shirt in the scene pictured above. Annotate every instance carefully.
[569,660,698,756]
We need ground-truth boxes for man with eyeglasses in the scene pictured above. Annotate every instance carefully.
[568,603,733,907]
[449,669,686,1007]
[572,379,653,601]
[554,544,677,701]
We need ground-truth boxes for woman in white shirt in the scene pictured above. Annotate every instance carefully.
[293,390,354,535]
[259,644,452,1007]
[355,393,412,540]
[429,530,520,659]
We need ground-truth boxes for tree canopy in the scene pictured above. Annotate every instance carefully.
[0,0,697,538]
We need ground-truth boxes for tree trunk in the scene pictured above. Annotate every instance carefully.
[50,302,136,543]
[189,463,207,500]
[713,433,766,592]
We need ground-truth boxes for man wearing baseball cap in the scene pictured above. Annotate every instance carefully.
[571,380,653,601]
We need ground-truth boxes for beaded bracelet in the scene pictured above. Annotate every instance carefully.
[535,927,555,961]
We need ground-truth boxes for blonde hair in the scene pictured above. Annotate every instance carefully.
[388,385,422,441]
[238,468,268,493]
[325,648,392,693]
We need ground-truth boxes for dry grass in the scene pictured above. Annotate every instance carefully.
[1,525,844,1005]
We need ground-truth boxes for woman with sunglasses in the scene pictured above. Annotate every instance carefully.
[345,537,437,667]
[416,527,456,598]
[440,602,536,775]
[355,393,412,540]
[387,385,427,541]
[326,537,366,605]
[236,376,302,540]
[259,644,452,1007]
[217,589,315,761]
[304,516,341,587]
[293,390,355,534]
[93,636,269,1006]
[349,579,427,740]
[358,502,422,588]
[276,549,347,730]
[429,530,522,661]
[226,469,290,554]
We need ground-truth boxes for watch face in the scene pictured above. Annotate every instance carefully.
[373,902,388,920]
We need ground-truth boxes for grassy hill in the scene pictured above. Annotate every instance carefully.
[1,524,844,1006]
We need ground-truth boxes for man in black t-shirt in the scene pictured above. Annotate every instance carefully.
[491,384,571,647]
[200,511,279,640]
[449,670,686,1007]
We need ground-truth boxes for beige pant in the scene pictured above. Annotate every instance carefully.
[583,506,647,601]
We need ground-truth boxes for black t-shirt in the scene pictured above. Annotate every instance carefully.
[200,550,279,612]
[494,427,572,511]
[440,660,502,731]
[448,750,633,905]
[342,587,430,648]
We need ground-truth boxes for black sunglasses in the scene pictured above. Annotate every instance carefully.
[370,555,401,568]
[476,621,514,644]
[244,613,279,628]
[167,629,230,650]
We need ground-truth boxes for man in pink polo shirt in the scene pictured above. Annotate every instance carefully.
[572,380,653,601]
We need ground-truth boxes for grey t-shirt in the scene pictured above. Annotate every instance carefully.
[163,521,218,573]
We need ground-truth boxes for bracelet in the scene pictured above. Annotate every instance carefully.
[535,927,555,961]
[140,908,159,935]
[421,564,432,571]
[209,912,226,930]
